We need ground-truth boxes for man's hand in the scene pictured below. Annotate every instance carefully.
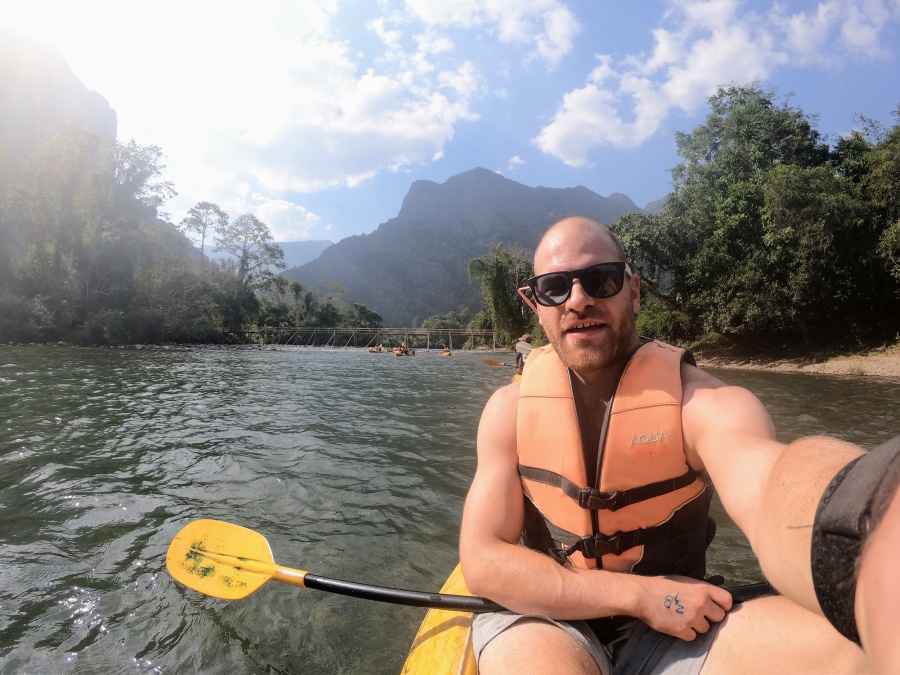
[638,576,733,640]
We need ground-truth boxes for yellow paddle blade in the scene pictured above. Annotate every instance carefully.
[166,519,278,600]
[481,358,506,367]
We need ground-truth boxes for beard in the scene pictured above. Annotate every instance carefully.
[543,308,639,376]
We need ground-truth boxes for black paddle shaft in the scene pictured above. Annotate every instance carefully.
[302,574,774,612]
[303,574,506,612]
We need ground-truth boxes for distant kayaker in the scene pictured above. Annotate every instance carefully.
[460,216,899,674]
[514,333,532,374]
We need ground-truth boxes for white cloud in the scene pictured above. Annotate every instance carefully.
[404,0,579,69]
[534,0,900,167]
[368,16,403,49]
[3,0,490,233]
[507,155,525,171]
[415,29,454,55]
[251,199,322,241]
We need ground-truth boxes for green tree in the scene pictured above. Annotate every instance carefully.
[112,140,177,222]
[180,201,228,263]
[289,281,306,324]
[214,213,286,290]
[315,300,342,327]
[467,243,534,344]
[350,303,383,328]
[615,83,900,347]
[421,309,471,329]
[870,108,900,285]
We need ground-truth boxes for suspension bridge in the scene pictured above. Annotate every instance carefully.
[222,326,501,351]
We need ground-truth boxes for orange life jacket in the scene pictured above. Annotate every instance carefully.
[517,340,714,577]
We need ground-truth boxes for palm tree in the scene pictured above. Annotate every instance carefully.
[467,243,534,343]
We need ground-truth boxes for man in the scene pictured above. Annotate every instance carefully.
[514,333,533,375]
[460,216,900,674]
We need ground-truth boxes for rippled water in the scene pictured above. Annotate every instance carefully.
[0,345,898,674]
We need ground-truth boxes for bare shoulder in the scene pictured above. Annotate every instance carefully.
[681,361,764,413]
[476,380,520,458]
[481,380,520,419]
[680,361,778,469]
[681,360,727,394]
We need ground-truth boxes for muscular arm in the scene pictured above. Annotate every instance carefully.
[681,365,863,614]
[460,382,732,638]
[684,366,900,671]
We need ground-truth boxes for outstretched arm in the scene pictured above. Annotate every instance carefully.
[681,366,864,614]
[460,382,732,638]
[684,365,900,670]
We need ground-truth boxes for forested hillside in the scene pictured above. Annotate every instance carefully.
[0,35,355,344]
[283,168,644,326]
[616,84,900,349]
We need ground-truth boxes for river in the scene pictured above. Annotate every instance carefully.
[1,345,898,674]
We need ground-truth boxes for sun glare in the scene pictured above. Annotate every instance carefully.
[1,3,62,43]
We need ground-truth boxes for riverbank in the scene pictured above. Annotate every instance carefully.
[694,343,900,380]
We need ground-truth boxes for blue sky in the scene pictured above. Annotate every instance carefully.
[4,1,900,244]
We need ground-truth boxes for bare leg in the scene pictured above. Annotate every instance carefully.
[478,620,605,675]
[702,595,867,674]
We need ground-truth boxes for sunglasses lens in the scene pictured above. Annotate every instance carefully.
[581,265,624,298]
[533,274,571,306]
[528,263,627,306]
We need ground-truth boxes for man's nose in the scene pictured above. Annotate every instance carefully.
[565,279,595,311]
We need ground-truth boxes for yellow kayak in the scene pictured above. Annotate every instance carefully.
[401,563,476,674]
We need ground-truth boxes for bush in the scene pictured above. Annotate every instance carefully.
[635,295,695,345]
[0,294,55,342]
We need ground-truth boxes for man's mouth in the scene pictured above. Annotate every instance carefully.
[564,320,606,335]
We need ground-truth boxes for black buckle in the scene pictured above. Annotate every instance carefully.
[578,488,623,511]
[583,532,625,557]
[599,531,625,556]
[550,546,573,565]
[550,531,628,563]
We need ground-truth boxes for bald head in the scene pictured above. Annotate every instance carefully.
[534,217,626,274]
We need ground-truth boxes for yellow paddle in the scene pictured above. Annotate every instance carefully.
[166,519,505,610]
[482,357,516,368]
[167,519,775,608]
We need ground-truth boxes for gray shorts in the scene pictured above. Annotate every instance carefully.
[472,611,721,675]
[472,611,612,672]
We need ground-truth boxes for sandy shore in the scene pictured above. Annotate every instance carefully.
[694,344,900,381]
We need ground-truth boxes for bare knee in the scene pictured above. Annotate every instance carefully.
[479,620,603,675]
[703,596,867,674]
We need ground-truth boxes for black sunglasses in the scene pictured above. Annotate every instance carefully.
[521,262,631,307]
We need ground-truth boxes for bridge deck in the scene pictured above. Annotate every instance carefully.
[222,327,499,350]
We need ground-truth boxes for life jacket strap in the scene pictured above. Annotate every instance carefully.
[550,523,666,564]
[545,496,711,565]
[519,465,698,512]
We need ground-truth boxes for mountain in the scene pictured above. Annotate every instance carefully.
[644,197,669,214]
[283,168,645,326]
[0,27,117,171]
[278,240,333,268]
